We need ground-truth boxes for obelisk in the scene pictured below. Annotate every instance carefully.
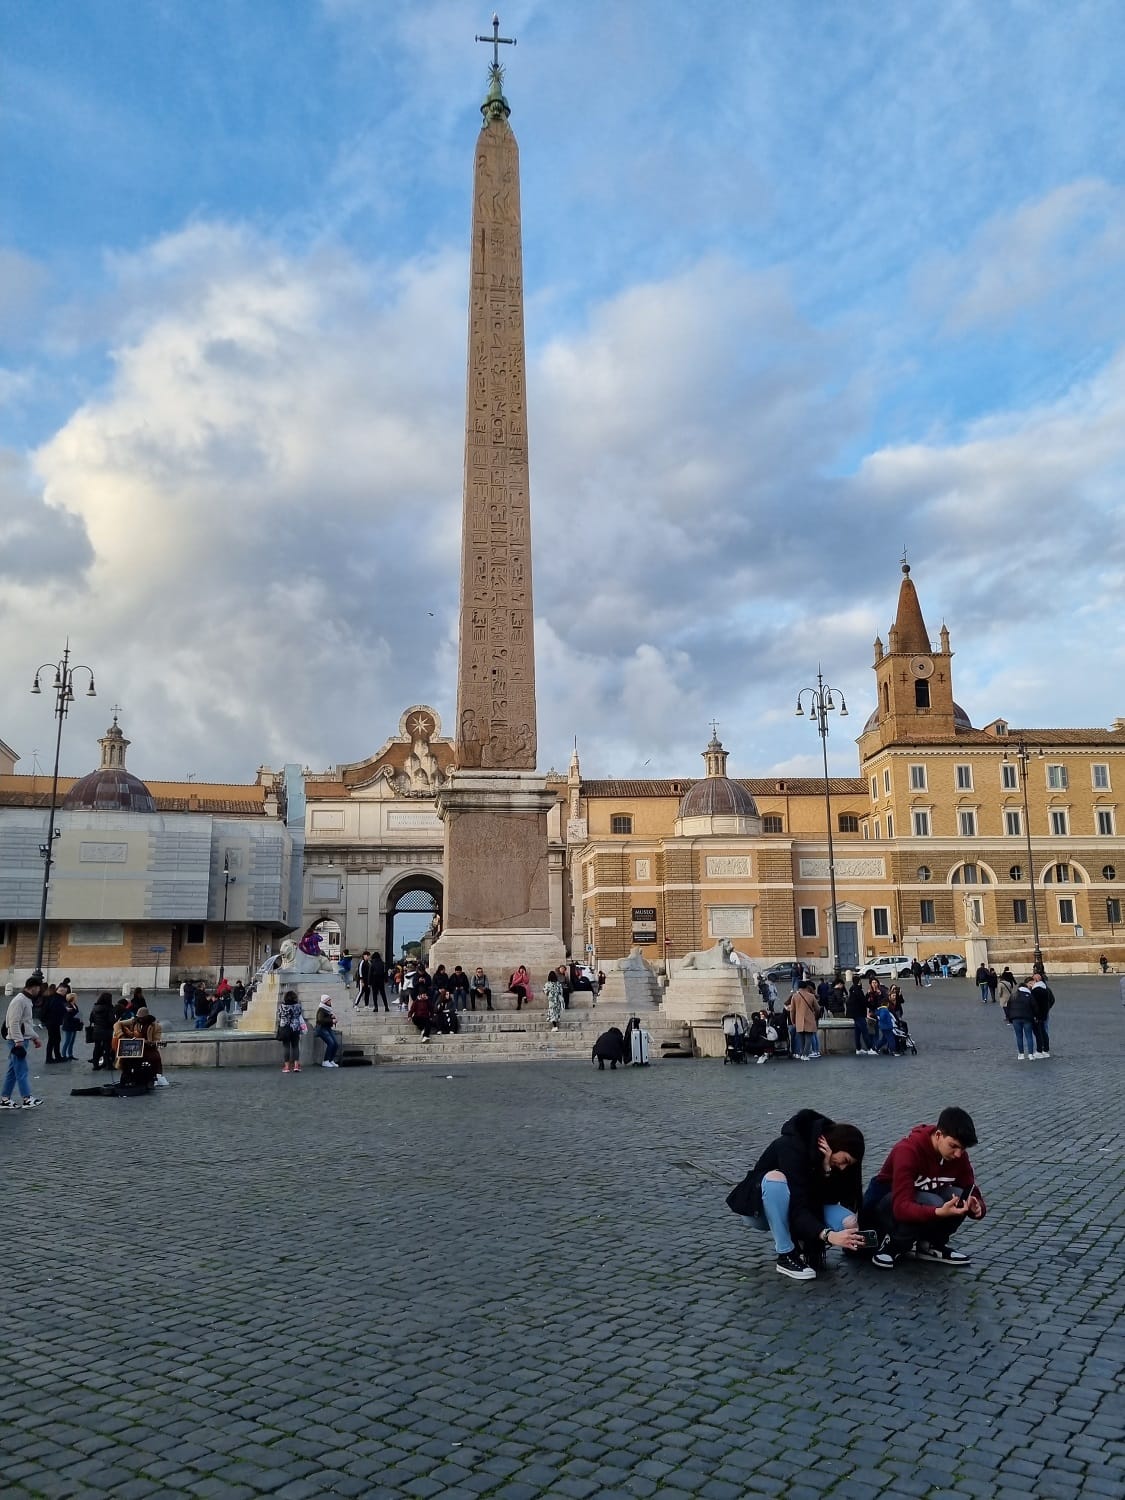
[429,17,565,985]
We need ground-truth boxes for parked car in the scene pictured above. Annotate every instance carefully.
[762,962,809,984]
[926,953,968,977]
[863,954,914,979]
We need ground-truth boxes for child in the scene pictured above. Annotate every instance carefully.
[874,1000,897,1056]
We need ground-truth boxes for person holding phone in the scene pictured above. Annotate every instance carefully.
[863,1106,986,1269]
[727,1109,868,1280]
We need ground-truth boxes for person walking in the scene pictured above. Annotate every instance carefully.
[356,951,372,1009]
[1,977,45,1108]
[337,949,353,990]
[544,970,565,1031]
[995,966,1017,1010]
[910,958,923,988]
[60,992,83,1061]
[369,951,389,1012]
[88,992,116,1072]
[314,994,341,1068]
[975,963,991,1004]
[276,989,305,1073]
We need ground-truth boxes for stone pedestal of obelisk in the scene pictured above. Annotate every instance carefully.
[429,53,565,986]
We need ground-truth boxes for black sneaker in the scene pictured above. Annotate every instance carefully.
[872,1237,903,1270]
[776,1251,816,1281]
[913,1241,971,1266]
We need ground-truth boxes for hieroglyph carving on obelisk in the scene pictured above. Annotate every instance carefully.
[455,28,536,772]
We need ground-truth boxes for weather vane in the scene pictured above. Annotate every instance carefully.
[476,12,516,72]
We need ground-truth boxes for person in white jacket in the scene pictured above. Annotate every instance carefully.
[2,976,44,1108]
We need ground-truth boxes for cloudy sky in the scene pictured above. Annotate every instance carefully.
[4,0,1125,786]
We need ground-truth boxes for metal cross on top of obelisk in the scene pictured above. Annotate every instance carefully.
[475,12,516,71]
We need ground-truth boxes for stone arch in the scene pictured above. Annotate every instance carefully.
[382,871,443,963]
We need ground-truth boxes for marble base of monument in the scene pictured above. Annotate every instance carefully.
[662,967,750,1027]
[430,768,565,982]
[598,953,662,1009]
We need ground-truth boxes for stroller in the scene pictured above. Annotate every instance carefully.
[892,1016,917,1056]
[723,1014,751,1064]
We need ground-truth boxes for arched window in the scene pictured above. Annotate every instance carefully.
[838,813,859,833]
[882,681,890,713]
[915,679,931,709]
[762,814,784,834]
[610,814,633,835]
[951,863,992,885]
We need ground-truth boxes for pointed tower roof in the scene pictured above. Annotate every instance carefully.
[892,563,931,654]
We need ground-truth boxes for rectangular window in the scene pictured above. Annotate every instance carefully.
[610,815,633,835]
[1093,764,1110,789]
[1050,810,1069,836]
[1001,763,1018,790]
[1097,809,1115,836]
[913,810,931,837]
[1005,810,1022,836]
[1054,863,1070,883]
[956,765,973,790]
[1108,898,1122,926]
[886,812,894,839]
[873,908,890,937]
[874,820,881,840]
[1047,765,1069,790]
[920,899,935,925]
[1013,899,1028,925]
[799,907,818,938]
[910,765,927,790]
[185,923,206,945]
[1058,897,1075,925]
[69,922,125,947]
[967,896,983,927]
[883,769,892,794]
[870,776,878,802]
[959,810,977,837]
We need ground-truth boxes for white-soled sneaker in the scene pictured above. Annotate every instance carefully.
[776,1251,816,1281]
[913,1241,971,1266]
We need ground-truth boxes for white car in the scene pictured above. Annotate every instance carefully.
[863,955,914,979]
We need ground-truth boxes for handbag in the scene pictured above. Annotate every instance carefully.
[85,1025,95,1043]
[765,1025,778,1042]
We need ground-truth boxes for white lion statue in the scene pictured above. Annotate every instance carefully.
[278,937,335,974]
[678,937,736,971]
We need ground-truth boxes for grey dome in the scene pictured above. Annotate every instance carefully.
[62,767,157,814]
[678,778,758,819]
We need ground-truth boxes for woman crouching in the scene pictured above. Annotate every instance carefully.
[727,1109,866,1280]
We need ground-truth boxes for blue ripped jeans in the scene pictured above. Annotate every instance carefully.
[752,1176,854,1254]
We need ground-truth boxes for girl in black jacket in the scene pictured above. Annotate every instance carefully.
[727,1109,867,1279]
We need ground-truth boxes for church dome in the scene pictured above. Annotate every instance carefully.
[678,776,758,820]
[863,702,973,733]
[61,715,157,814]
[62,766,157,814]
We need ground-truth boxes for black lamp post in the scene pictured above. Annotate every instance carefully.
[218,855,235,982]
[1003,739,1043,971]
[795,669,848,975]
[30,644,96,982]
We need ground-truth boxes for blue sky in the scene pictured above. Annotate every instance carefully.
[3,0,1125,782]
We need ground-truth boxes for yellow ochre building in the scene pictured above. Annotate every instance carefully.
[568,565,1125,975]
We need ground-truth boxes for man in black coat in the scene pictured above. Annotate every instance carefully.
[356,951,372,1008]
[369,951,389,1011]
[42,985,67,1064]
[591,1026,626,1070]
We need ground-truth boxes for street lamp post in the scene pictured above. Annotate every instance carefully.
[218,855,235,982]
[1004,740,1043,970]
[795,669,848,975]
[30,644,96,982]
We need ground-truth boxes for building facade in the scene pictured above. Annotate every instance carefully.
[0,718,295,987]
[567,566,1125,975]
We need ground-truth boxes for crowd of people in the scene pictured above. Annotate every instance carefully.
[728,1105,987,1280]
[1,975,170,1105]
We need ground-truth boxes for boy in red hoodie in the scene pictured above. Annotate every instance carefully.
[862,1106,986,1269]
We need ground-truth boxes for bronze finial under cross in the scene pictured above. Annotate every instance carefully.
[476,12,516,70]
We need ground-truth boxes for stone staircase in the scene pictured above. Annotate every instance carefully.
[326,1002,686,1066]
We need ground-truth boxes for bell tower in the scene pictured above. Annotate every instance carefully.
[862,563,956,749]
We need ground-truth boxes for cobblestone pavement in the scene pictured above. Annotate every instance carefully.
[4,978,1123,1499]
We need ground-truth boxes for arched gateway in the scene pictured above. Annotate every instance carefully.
[384,874,443,963]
